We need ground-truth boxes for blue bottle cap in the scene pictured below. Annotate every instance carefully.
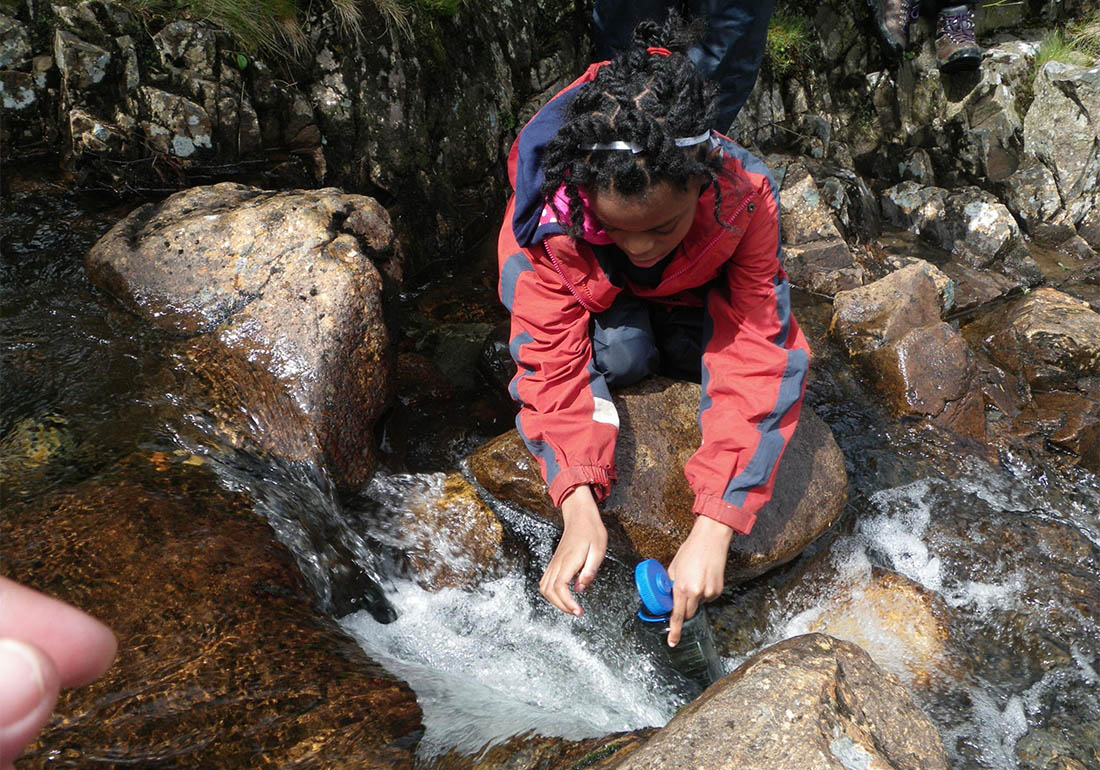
[635,559,674,616]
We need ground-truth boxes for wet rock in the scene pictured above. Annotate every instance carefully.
[612,634,948,770]
[430,725,655,770]
[831,262,985,437]
[805,569,956,691]
[85,183,400,490]
[882,183,1022,267]
[369,472,511,591]
[938,260,1024,314]
[863,322,985,438]
[1008,391,1100,473]
[974,288,1100,392]
[2,455,421,768]
[830,260,954,355]
[469,379,847,582]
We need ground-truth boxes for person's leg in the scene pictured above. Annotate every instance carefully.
[591,0,674,61]
[592,294,660,387]
[684,0,777,132]
[649,304,705,383]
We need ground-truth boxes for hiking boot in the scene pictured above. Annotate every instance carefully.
[871,0,920,57]
[935,5,982,72]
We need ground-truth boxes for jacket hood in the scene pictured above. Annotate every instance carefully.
[507,64,601,248]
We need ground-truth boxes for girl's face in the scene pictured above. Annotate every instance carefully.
[587,179,703,268]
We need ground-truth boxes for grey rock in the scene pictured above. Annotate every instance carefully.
[0,70,35,110]
[1002,157,1064,235]
[154,20,218,83]
[69,107,125,154]
[1024,62,1100,214]
[899,148,936,186]
[614,634,949,770]
[53,30,111,93]
[133,86,212,157]
[0,14,31,70]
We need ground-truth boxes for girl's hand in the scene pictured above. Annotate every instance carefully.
[666,516,734,646]
[539,485,607,617]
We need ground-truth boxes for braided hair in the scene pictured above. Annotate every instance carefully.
[540,16,729,239]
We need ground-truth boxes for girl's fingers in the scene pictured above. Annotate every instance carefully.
[574,543,605,593]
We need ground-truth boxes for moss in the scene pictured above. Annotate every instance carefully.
[569,740,627,770]
[765,10,814,77]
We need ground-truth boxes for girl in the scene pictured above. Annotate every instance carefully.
[497,19,810,646]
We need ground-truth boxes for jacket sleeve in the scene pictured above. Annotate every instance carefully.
[498,241,619,507]
[684,178,811,535]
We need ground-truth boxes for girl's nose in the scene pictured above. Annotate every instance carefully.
[622,234,653,257]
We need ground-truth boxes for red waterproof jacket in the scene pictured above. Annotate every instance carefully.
[497,62,810,535]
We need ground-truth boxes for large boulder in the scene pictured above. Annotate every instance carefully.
[469,378,847,582]
[612,634,949,770]
[85,183,399,490]
[2,454,422,768]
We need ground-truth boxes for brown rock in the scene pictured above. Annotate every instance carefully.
[1,454,421,768]
[469,378,847,582]
[830,261,953,356]
[429,730,655,770]
[977,287,1100,392]
[862,322,985,439]
[85,183,400,489]
[807,569,957,691]
[612,634,949,770]
[380,472,512,590]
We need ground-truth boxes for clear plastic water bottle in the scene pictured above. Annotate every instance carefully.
[633,559,725,690]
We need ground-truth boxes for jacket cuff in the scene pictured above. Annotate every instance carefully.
[548,465,617,507]
[693,493,758,535]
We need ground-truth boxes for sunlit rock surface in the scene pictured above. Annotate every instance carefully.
[0,453,422,768]
[469,377,847,581]
[831,261,985,437]
[613,633,948,770]
[85,183,399,489]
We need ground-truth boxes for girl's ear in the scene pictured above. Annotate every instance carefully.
[705,144,722,163]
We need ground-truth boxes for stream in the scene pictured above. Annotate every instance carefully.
[2,184,1098,769]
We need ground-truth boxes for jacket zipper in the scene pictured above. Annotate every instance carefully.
[544,240,599,312]
[661,191,756,285]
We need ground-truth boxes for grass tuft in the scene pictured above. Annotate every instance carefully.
[765,10,814,78]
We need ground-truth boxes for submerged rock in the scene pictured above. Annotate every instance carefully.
[469,377,847,581]
[2,453,422,768]
[85,183,400,490]
[612,633,949,770]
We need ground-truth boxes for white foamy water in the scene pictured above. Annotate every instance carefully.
[767,462,1100,769]
[340,573,676,758]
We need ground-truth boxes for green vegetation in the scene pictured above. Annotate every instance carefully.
[1016,10,1098,115]
[765,10,814,77]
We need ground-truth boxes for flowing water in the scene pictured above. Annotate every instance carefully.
[2,186,1098,768]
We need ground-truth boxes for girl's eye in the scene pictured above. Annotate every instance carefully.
[653,226,676,235]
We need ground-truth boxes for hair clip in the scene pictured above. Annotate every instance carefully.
[581,130,711,154]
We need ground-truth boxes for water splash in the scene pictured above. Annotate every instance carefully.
[341,574,677,758]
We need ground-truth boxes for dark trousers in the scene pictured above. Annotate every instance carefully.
[591,0,776,132]
[591,293,705,386]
